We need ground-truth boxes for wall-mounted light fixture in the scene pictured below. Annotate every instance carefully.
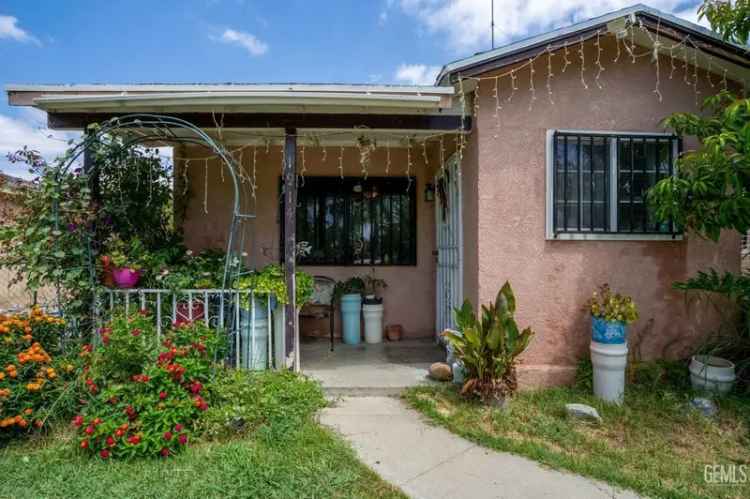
[424,182,435,202]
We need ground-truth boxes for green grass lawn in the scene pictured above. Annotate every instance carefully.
[0,422,404,499]
[404,364,750,499]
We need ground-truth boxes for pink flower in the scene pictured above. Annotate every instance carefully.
[106,436,116,447]
[160,447,170,457]
[84,425,94,435]
[163,431,173,441]
[178,434,187,445]
[100,449,110,459]
[131,328,141,337]
[174,424,183,432]
[159,391,168,400]
[189,381,202,394]
[72,415,83,427]
[128,435,141,445]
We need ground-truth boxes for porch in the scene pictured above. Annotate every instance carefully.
[301,337,444,395]
[8,83,469,373]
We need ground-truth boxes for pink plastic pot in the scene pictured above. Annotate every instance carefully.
[111,267,141,289]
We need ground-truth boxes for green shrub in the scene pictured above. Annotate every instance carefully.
[443,281,534,402]
[199,369,325,441]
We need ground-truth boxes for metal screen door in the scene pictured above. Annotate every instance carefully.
[435,156,463,340]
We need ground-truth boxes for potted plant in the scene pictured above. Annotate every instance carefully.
[234,264,314,369]
[334,277,365,345]
[689,354,736,395]
[585,284,638,404]
[105,235,145,289]
[361,271,387,344]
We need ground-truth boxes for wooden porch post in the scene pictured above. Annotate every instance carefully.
[283,128,298,370]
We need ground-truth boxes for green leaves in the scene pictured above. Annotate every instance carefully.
[649,91,750,241]
[442,281,535,398]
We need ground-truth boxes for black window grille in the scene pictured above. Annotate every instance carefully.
[280,176,417,265]
[552,132,680,236]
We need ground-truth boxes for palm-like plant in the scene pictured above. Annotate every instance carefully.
[443,282,534,402]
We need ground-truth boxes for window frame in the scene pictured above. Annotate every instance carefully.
[280,175,418,266]
[545,129,683,241]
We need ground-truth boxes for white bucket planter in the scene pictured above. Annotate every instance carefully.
[590,341,628,404]
[362,303,384,344]
[689,355,736,395]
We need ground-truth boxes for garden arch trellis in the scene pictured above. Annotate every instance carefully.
[50,114,255,341]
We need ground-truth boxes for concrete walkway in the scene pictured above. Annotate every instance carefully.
[320,396,640,499]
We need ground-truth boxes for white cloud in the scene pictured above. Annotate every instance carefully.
[0,15,40,45]
[214,28,268,56]
[0,109,79,178]
[394,63,441,85]
[397,1,702,53]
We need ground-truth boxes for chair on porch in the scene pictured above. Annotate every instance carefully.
[299,276,336,352]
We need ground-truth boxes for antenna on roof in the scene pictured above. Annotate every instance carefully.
[491,0,495,49]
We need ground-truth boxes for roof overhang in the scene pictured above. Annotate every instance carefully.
[436,4,750,85]
[6,83,462,132]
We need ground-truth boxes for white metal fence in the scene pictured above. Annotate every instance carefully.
[96,288,284,370]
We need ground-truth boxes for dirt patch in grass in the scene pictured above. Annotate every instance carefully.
[404,375,750,499]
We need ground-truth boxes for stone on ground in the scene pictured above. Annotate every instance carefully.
[565,403,603,423]
[688,397,718,418]
[428,362,452,381]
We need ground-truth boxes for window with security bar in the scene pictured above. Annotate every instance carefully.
[548,131,681,238]
[281,176,417,265]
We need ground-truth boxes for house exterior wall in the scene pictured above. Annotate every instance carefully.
[178,145,438,339]
[468,37,741,387]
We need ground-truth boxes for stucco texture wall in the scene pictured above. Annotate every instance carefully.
[468,37,740,387]
[178,145,438,339]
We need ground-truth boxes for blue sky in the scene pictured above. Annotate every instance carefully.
[0,0,704,177]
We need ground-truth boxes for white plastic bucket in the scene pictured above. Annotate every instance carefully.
[240,309,269,370]
[362,303,384,344]
[590,341,628,404]
[689,355,736,395]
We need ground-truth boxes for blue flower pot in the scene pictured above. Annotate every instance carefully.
[591,316,627,344]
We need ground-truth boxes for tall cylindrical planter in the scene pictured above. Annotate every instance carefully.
[590,341,628,404]
[590,317,628,404]
[362,303,384,343]
[340,294,362,345]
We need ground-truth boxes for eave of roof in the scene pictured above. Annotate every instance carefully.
[435,3,749,84]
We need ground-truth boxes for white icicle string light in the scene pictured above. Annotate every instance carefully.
[385,140,391,175]
[507,69,517,103]
[439,135,446,176]
[473,78,480,121]
[422,139,429,167]
[594,30,605,90]
[300,142,307,186]
[613,32,622,63]
[683,45,691,86]
[546,45,555,105]
[338,145,344,179]
[562,41,571,72]
[203,158,208,214]
[493,75,502,130]
[578,36,588,90]
[182,159,190,196]
[251,145,258,199]
[406,136,413,192]
[693,49,701,106]
[528,58,537,110]
[322,145,327,163]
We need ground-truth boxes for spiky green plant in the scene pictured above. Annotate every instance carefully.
[443,282,534,402]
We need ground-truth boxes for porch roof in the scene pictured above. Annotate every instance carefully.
[6,83,462,132]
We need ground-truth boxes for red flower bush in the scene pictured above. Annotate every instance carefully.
[74,312,223,459]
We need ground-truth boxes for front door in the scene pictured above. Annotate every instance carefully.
[435,156,463,340]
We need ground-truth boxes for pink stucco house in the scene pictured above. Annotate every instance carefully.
[6,5,748,385]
